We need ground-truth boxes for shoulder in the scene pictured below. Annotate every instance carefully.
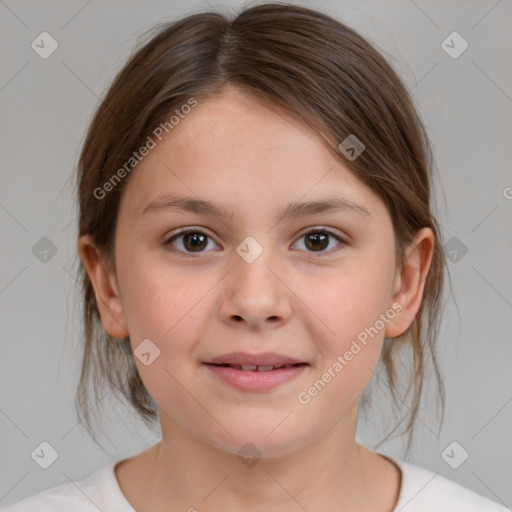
[390,457,509,512]
[1,463,133,512]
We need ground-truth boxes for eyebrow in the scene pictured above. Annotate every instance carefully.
[142,195,371,222]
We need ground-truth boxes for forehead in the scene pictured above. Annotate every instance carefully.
[118,88,381,220]
[166,88,333,169]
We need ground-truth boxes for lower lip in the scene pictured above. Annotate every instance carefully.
[204,364,308,392]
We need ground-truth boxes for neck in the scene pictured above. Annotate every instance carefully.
[123,408,399,511]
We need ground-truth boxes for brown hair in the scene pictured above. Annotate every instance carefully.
[75,2,448,456]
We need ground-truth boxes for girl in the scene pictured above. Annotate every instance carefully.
[3,3,508,511]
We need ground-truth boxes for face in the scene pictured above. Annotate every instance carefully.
[82,87,426,459]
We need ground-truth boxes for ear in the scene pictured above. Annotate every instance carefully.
[385,227,435,338]
[77,234,129,339]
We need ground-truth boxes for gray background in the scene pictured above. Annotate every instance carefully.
[1,0,511,508]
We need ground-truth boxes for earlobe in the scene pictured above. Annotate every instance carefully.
[384,227,435,339]
[77,235,129,339]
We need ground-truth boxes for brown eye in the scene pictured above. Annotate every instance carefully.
[294,229,344,253]
[165,229,217,254]
[181,232,208,252]
[305,231,328,251]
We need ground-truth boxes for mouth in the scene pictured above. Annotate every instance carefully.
[205,362,308,372]
[204,351,308,367]
[203,352,310,392]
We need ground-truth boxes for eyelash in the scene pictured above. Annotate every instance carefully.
[163,227,346,258]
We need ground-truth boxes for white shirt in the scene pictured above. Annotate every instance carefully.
[1,455,508,511]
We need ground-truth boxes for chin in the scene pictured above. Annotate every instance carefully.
[204,416,309,460]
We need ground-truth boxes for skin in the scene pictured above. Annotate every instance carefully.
[78,85,434,512]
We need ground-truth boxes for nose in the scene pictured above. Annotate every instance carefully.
[219,246,292,331]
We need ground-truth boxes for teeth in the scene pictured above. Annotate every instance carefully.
[257,365,274,372]
[221,363,300,371]
[233,364,276,371]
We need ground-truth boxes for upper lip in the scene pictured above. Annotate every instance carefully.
[204,352,307,367]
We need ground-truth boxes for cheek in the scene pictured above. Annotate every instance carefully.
[118,248,214,341]
[123,275,212,421]
[296,285,387,418]
[312,264,393,344]
[119,251,218,342]
[304,256,395,392]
